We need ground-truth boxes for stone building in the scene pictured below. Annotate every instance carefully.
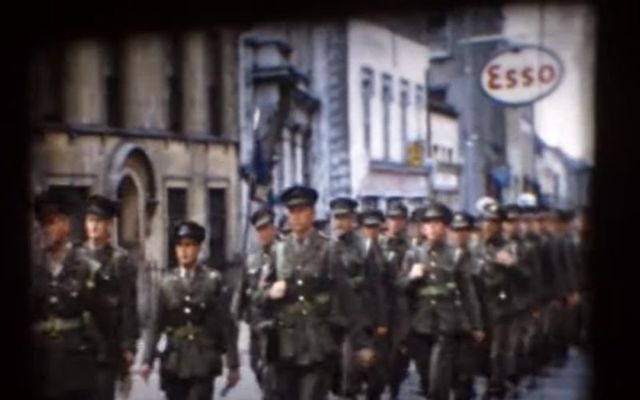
[29,29,243,323]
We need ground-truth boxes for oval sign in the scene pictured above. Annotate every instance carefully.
[480,45,564,105]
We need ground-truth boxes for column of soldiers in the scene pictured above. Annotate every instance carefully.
[237,187,589,400]
[30,185,589,400]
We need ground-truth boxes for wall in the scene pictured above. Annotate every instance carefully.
[346,19,429,197]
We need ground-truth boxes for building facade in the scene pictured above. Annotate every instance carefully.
[239,18,432,231]
[30,30,243,323]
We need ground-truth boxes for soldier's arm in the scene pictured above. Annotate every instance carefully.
[142,282,166,366]
[120,253,140,354]
[397,249,419,291]
[217,271,241,371]
[456,257,484,331]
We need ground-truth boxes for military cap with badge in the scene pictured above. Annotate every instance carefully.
[450,211,476,231]
[360,209,386,227]
[34,190,74,223]
[173,220,206,243]
[329,197,358,217]
[278,185,318,208]
[85,194,119,219]
[251,207,275,230]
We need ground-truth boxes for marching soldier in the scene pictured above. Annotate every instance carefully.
[73,194,139,400]
[398,202,481,400]
[141,221,240,400]
[231,207,279,399]
[448,211,486,400]
[474,202,523,400]
[513,202,545,390]
[355,208,391,400]
[31,191,105,400]
[379,202,412,400]
[501,204,540,396]
[253,186,375,400]
[328,197,387,400]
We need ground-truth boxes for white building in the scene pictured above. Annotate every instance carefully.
[428,101,463,208]
[239,18,432,237]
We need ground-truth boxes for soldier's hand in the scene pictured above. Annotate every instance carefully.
[567,292,581,308]
[496,250,515,266]
[141,363,153,383]
[268,280,287,300]
[123,351,136,368]
[472,330,486,343]
[532,310,541,319]
[376,326,389,337]
[409,263,425,279]
[226,368,241,388]
[357,348,376,368]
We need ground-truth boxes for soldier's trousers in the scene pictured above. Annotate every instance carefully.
[487,319,519,397]
[452,334,477,400]
[162,374,214,400]
[388,343,410,398]
[517,311,542,378]
[274,361,331,400]
[344,335,388,400]
[249,331,262,383]
[408,332,455,400]
[96,364,116,400]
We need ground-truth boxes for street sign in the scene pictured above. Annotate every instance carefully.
[480,45,563,105]
[407,142,424,167]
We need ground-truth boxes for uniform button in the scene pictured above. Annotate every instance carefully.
[430,261,436,267]
[499,291,507,300]
[297,280,303,286]
[184,307,192,314]
[49,296,58,304]
[188,334,194,341]
[298,296,305,301]
[185,295,191,302]
[430,273,437,280]
[430,300,437,305]
[104,275,111,281]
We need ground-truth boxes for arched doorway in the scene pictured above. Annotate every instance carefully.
[117,174,143,258]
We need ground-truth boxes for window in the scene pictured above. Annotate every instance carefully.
[447,148,453,162]
[167,36,183,133]
[104,41,122,127]
[415,84,425,141]
[208,32,223,136]
[167,188,187,268]
[208,189,227,266]
[433,145,439,158]
[400,80,410,162]
[361,67,374,152]
[46,186,89,244]
[382,74,393,160]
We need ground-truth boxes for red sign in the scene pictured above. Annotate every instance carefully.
[480,45,564,105]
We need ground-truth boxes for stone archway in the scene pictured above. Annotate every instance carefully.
[105,142,158,259]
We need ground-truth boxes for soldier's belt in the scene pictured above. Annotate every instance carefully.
[417,285,452,298]
[166,324,204,340]
[34,317,83,337]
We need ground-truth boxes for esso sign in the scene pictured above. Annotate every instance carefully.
[480,45,563,105]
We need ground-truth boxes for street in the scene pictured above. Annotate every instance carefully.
[121,323,591,400]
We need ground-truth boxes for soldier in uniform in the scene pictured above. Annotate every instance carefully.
[328,198,387,400]
[231,207,279,399]
[474,202,524,400]
[448,211,486,400]
[73,195,139,400]
[31,191,104,400]
[141,221,240,400]
[501,204,541,396]
[253,186,375,400]
[379,202,412,400]
[399,203,482,400]
[354,208,390,400]
[409,206,427,247]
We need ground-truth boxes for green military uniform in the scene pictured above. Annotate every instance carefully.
[144,221,239,400]
[449,211,485,400]
[75,195,139,400]
[399,203,482,400]
[379,202,412,400]
[475,202,526,399]
[31,192,104,400]
[232,207,279,399]
[338,208,389,400]
[254,186,366,400]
